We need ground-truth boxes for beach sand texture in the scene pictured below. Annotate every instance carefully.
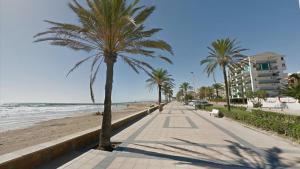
[0,102,154,155]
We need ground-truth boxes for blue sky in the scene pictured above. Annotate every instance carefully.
[1,0,300,103]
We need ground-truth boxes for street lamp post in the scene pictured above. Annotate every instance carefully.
[191,72,196,99]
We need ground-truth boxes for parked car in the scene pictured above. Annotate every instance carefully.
[195,100,212,107]
[188,100,196,106]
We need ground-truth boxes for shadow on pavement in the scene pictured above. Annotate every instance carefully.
[120,146,250,169]
[119,137,298,169]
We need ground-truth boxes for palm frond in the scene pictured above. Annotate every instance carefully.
[66,55,94,77]
[137,40,173,55]
[34,0,173,103]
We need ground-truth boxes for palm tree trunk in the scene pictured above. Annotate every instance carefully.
[241,87,245,105]
[99,58,115,151]
[184,89,187,103]
[158,84,162,111]
[216,88,219,98]
[223,66,231,111]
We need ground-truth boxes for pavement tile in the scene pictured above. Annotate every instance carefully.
[58,102,300,169]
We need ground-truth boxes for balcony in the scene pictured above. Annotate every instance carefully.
[258,86,280,90]
[256,70,279,77]
[257,79,280,84]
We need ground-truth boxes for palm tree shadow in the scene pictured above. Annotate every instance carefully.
[118,145,250,169]
[118,137,298,169]
[225,139,299,169]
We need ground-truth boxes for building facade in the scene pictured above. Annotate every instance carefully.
[228,52,288,99]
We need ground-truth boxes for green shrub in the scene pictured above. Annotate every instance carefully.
[209,98,226,102]
[253,102,263,108]
[203,106,300,141]
[231,106,247,111]
[196,105,214,111]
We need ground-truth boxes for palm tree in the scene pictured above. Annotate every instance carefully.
[162,82,174,102]
[146,69,174,111]
[168,89,174,101]
[34,0,173,151]
[289,73,300,86]
[282,84,300,103]
[176,89,184,101]
[198,86,214,100]
[212,83,223,98]
[180,82,192,103]
[201,38,247,111]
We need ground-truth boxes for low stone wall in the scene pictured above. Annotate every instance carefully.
[0,105,161,169]
[247,97,300,110]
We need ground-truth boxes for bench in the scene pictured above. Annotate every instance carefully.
[210,109,219,117]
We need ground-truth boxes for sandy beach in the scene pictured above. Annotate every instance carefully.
[0,102,154,155]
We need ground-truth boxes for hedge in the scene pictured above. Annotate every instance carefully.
[197,106,300,140]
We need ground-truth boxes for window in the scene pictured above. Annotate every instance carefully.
[281,57,284,60]
[261,63,269,70]
[282,63,286,67]
[256,62,270,70]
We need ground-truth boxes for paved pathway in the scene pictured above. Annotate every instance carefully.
[58,102,300,169]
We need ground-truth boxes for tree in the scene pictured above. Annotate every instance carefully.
[34,0,173,151]
[212,83,223,98]
[256,90,268,103]
[197,86,214,99]
[162,83,174,102]
[176,89,184,102]
[201,38,247,111]
[245,90,268,108]
[282,84,300,103]
[289,73,300,87]
[146,69,174,111]
[180,82,192,103]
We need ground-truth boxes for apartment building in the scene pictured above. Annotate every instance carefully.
[228,52,288,99]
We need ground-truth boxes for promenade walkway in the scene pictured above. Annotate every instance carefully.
[58,101,300,169]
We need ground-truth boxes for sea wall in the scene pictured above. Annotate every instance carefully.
[0,104,163,169]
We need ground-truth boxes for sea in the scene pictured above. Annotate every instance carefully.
[0,103,127,133]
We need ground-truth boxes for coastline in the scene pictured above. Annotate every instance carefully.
[0,102,154,155]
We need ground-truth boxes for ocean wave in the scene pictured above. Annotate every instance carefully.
[0,103,127,132]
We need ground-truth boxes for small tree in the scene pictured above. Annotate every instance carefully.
[180,82,192,103]
[176,90,184,102]
[282,84,300,103]
[256,90,268,103]
[246,90,268,108]
[198,86,214,100]
[212,83,224,98]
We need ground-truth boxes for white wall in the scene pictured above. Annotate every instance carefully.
[247,97,300,110]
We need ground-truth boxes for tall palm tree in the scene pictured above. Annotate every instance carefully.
[176,89,184,102]
[34,0,173,151]
[201,38,247,111]
[180,82,192,103]
[212,83,223,98]
[162,83,174,102]
[146,68,174,111]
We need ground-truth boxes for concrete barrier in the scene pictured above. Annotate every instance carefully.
[0,105,161,169]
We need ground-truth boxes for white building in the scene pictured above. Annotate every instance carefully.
[229,52,288,99]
